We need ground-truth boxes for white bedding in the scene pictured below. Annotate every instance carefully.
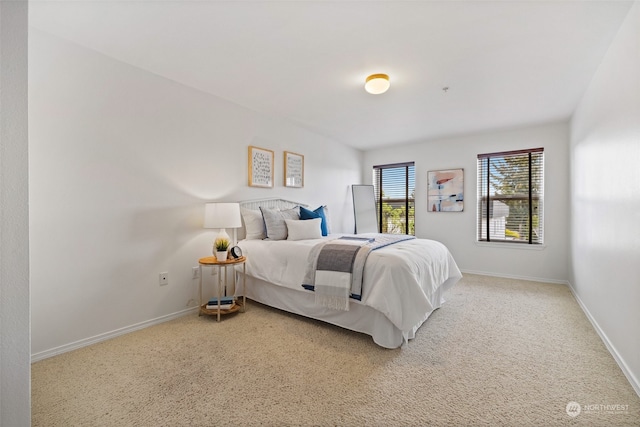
[237,233,462,339]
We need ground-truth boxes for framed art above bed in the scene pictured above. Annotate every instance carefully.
[284,151,304,188]
[248,146,274,188]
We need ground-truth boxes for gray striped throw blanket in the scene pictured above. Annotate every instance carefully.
[302,234,416,310]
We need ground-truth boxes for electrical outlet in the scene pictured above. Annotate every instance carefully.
[192,267,200,279]
[159,272,168,286]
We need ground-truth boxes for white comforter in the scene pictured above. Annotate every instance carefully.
[238,234,462,332]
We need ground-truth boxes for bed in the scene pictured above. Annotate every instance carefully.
[233,199,462,349]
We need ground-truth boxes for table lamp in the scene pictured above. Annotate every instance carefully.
[204,202,242,254]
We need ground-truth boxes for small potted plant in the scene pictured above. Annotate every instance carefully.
[214,237,230,262]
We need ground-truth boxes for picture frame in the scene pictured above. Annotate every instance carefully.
[428,169,464,212]
[284,151,304,188]
[248,146,274,188]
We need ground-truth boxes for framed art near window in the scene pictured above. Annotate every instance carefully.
[284,151,304,188]
[428,169,464,212]
[248,146,274,188]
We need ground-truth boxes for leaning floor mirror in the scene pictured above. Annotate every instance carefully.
[352,185,378,234]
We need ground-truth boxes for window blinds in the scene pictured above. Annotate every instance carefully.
[373,162,415,235]
[477,148,544,244]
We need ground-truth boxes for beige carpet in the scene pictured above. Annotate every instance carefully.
[32,274,640,426]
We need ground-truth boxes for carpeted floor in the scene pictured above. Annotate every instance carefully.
[32,274,640,426]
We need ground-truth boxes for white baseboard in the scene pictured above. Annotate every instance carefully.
[460,268,569,285]
[565,282,640,398]
[31,306,198,363]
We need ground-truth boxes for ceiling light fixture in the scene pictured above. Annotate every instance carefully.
[365,73,390,95]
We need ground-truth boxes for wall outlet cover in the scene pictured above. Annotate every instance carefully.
[159,272,168,285]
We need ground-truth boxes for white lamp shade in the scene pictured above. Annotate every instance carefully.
[204,203,242,229]
[365,73,390,95]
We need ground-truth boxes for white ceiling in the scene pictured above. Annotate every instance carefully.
[29,1,633,150]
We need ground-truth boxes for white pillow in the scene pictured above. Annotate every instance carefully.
[285,218,322,241]
[241,208,265,240]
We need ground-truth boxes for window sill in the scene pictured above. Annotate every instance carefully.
[475,241,546,251]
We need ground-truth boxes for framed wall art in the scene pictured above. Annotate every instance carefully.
[284,151,304,188]
[248,146,274,188]
[428,169,464,212]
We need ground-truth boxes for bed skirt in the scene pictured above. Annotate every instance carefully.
[235,275,446,349]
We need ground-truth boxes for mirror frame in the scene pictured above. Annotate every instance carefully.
[352,185,378,234]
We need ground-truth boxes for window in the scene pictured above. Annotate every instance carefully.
[373,162,415,235]
[477,148,544,244]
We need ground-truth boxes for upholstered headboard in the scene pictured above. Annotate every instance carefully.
[237,198,309,240]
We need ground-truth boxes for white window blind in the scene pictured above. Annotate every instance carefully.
[373,162,415,235]
[477,148,544,244]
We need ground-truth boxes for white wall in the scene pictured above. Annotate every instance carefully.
[29,30,362,358]
[570,1,640,394]
[0,1,31,424]
[363,122,570,283]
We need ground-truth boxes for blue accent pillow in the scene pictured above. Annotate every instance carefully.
[300,206,328,236]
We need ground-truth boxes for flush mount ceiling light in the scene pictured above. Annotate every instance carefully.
[364,73,390,94]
